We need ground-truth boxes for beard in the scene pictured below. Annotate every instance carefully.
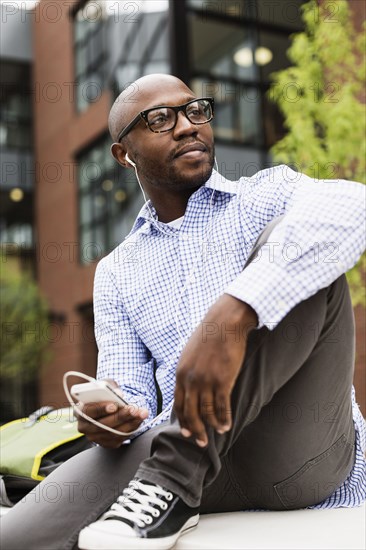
[134,142,215,193]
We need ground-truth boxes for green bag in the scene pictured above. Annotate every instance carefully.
[0,406,91,506]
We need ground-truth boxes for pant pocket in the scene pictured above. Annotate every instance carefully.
[273,433,355,510]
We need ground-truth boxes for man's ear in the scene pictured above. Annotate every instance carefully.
[111,143,131,168]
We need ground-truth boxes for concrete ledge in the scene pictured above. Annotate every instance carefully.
[1,503,364,548]
[176,504,366,550]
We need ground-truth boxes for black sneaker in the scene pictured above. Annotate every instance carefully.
[78,479,200,550]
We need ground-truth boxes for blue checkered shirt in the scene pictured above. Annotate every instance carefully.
[94,165,366,509]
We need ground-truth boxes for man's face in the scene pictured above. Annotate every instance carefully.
[118,80,215,192]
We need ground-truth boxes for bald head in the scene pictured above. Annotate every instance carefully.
[108,74,194,142]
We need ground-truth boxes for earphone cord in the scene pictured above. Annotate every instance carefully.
[131,159,172,237]
[63,371,173,437]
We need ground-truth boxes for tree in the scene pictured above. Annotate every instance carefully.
[0,258,50,380]
[268,0,365,304]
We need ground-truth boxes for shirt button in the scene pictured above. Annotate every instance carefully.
[277,300,287,310]
[181,233,189,241]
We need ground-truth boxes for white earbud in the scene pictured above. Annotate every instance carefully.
[125,153,136,168]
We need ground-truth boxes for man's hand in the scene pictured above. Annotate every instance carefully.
[75,379,149,448]
[174,294,257,448]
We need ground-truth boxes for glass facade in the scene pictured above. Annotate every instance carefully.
[74,1,171,112]
[78,135,143,264]
[187,0,304,29]
[110,4,170,96]
[73,0,108,112]
[186,0,304,151]
[0,90,32,150]
[0,61,34,250]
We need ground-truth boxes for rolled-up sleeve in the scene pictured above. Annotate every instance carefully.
[225,165,366,328]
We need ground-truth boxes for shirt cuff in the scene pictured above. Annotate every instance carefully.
[225,260,307,330]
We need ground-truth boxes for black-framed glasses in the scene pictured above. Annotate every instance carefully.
[117,97,214,142]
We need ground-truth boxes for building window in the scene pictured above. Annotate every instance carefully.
[0,90,32,150]
[0,61,34,249]
[111,4,170,97]
[74,1,170,111]
[78,135,143,264]
[187,0,304,29]
[73,0,108,112]
[0,62,32,150]
[186,0,305,149]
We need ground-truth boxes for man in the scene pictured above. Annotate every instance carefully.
[1,74,365,550]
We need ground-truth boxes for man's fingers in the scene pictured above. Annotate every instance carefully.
[76,402,147,434]
[174,384,187,431]
[87,416,142,442]
[78,412,145,444]
[214,389,232,431]
[199,391,221,432]
[182,391,208,447]
[74,401,111,420]
[77,401,146,421]
[175,382,207,445]
[113,416,146,435]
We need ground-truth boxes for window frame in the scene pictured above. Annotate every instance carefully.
[76,133,143,265]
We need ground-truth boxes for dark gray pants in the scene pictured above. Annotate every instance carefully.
[137,273,355,510]
[1,222,356,550]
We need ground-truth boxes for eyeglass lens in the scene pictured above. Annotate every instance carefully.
[147,99,212,132]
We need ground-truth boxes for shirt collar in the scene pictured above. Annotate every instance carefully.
[202,169,239,195]
[128,170,238,236]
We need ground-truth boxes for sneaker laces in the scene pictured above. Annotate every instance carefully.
[103,480,174,528]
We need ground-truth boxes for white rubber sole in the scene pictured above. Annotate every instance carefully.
[78,514,200,550]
